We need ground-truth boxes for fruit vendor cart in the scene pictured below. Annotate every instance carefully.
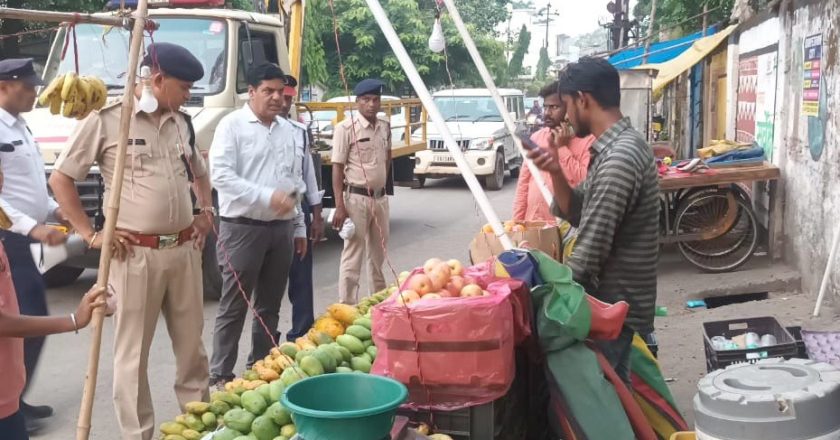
[658,162,782,272]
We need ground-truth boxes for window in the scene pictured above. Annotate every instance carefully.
[49,19,228,96]
[236,26,279,93]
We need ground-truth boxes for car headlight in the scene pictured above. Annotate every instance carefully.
[469,137,494,150]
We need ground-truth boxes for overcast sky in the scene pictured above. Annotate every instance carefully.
[529,0,638,37]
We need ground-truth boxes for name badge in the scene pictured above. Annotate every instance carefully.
[128,139,147,146]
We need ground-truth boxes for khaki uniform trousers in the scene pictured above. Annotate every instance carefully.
[110,242,209,440]
[338,192,389,304]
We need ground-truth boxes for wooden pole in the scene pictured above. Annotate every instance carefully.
[642,0,657,64]
[0,7,133,27]
[702,3,709,36]
[76,1,150,439]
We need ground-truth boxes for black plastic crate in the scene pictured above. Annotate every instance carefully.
[703,316,797,372]
[786,325,809,359]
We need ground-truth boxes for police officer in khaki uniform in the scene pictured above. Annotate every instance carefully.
[331,79,391,304]
[48,43,213,440]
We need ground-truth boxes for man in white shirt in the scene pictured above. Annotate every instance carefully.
[277,75,324,342]
[208,63,306,385]
[0,58,68,433]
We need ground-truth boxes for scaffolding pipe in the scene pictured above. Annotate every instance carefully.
[441,0,555,209]
[363,0,513,249]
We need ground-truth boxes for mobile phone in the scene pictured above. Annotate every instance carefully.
[516,133,540,151]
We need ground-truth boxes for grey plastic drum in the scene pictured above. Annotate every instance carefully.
[694,358,840,440]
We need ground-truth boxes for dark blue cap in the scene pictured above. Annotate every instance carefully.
[0,58,44,86]
[142,43,204,83]
[353,79,385,97]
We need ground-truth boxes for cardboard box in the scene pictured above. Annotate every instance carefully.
[469,221,562,264]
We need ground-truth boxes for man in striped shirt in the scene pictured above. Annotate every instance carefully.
[528,57,659,382]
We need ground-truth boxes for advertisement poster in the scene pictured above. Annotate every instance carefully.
[736,56,757,143]
[803,34,822,116]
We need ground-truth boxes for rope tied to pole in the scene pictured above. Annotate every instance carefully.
[60,13,81,74]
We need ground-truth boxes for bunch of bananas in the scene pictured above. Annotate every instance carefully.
[38,72,108,120]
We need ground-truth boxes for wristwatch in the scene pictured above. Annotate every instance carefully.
[194,206,216,216]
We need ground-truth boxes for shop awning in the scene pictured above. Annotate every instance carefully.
[634,24,738,96]
[609,25,719,69]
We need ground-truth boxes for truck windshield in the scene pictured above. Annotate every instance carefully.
[46,18,228,96]
[433,96,502,122]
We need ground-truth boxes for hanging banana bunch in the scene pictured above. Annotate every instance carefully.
[38,72,108,120]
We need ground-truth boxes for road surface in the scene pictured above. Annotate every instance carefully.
[29,176,517,439]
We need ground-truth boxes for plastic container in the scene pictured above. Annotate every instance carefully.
[281,373,408,440]
[786,325,809,359]
[702,316,797,372]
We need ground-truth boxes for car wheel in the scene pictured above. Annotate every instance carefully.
[484,151,505,191]
[43,265,85,288]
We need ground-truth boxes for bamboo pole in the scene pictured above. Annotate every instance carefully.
[76,1,150,439]
[0,7,135,28]
[642,0,657,64]
[363,0,513,249]
[441,0,555,211]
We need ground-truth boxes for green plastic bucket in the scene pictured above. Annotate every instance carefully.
[281,373,408,440]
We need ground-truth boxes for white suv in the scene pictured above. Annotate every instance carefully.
[413,88,526,190]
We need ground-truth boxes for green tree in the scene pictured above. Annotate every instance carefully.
[535,46,549,81]
[0,0,103,58]
[302,0,510,96]
[632,0,734,39]
[506,24,529,80]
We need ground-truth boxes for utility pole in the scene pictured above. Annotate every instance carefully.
[642,0,657,63]
[537,1,558,49]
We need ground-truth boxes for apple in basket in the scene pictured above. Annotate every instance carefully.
[443,276,465,297]
[446,259,464,276]
[428,264,452,290]
[408,274,434,296]
[396,290,421,305]
[460,284,483,297]
[423,258,443,274]
[421,293,442,301]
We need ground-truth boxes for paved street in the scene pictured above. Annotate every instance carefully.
[29,176,518,439]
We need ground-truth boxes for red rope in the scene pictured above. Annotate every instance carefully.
[59,13,81,74]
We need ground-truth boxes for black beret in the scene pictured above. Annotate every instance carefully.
[353,79,385,97]
[142,43,204,83]
[283,74,298,88]
[0,58,44,86]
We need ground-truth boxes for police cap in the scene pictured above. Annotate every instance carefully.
[142,43,204,83]
[353,79,385,97]
[0,58,44,86]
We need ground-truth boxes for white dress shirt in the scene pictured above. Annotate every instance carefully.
[0,107,58,236]
[288,118,322,207]
[210,104,306,238]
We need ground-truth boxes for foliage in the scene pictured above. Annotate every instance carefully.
[506,24,529,80]
[302,0,510,96]
[227,0,255,10]
[0,0,104,58]
[632,0,735,39]
[535,46,549,81]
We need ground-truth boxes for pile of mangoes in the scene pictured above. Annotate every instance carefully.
[157,286,391,440]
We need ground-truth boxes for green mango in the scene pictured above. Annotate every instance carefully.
[223,409,255,433]
[211,427,243,440]
[345,325,372,341]
[256,383,272,404]
[268,380,285,403]
[265,402,292,426]
[241,390,268,415]
[299,355,325,377]
[250,415,281,440]
[351,356,372,373]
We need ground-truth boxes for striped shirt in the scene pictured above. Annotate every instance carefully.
[552,117,659,333]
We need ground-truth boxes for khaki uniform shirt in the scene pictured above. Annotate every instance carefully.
[55,102,206,235]
[331,115,390,190]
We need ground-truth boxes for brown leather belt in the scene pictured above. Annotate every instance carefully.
[121,227,194,249]
[347,185,386,198]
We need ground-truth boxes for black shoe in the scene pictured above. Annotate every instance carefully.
[209,376,231,392]
[21,401,54,419]
[24,415,44,435]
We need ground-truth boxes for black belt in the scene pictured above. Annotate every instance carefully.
[347,185,386,198]
[220,216,288,226]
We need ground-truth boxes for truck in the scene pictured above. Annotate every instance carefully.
[29,0,427,292]
[412,88,526,190]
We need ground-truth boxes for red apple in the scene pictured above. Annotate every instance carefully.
[444,276,465,297]
[396,290,420,305]
[408,274,433,296]
[460,284,483,297]
[423,258,443,274]
[428,265,451,290]
[422,293,442,301]
[447,259,464,276]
